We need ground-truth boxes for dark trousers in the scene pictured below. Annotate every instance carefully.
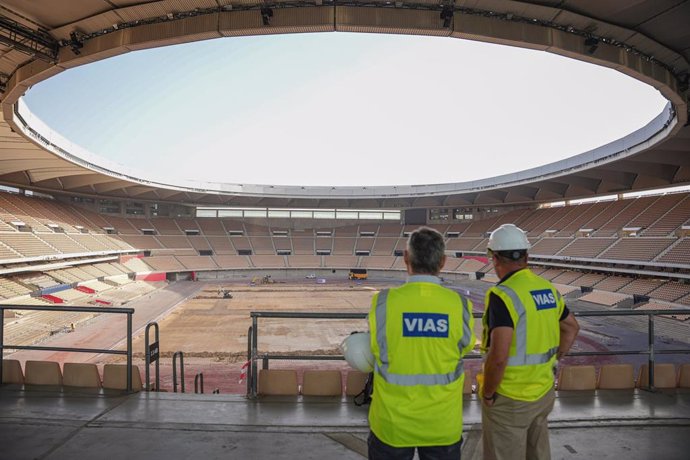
[368,431,462,460]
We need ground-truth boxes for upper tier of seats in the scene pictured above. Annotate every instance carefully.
[0,191,687,268]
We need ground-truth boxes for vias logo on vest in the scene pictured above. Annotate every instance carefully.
[531,289,557,311]
[402,313,449,338]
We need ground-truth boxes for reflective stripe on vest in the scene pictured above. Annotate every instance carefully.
[374,288,472,386]
[495,284,558,366]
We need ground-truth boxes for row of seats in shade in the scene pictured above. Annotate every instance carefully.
[259,369,369,396]
[259,364,690,396]
[2,359,143,391]
[557,363,690,390]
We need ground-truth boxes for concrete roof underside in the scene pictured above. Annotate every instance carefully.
[0,0,687,209]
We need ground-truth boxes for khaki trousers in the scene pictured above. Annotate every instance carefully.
[481,388,555,460]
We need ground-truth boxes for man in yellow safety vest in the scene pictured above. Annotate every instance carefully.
[481,224,580,460]
[368,226,475,459]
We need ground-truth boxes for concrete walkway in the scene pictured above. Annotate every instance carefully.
[1,387,689,460]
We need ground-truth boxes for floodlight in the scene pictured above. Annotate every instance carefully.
[261,7,273,26]
[584,37,599,55]
[440,6,453,28]
[69,32,83,55]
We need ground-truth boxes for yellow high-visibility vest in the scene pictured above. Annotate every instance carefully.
[368,275,475,447]
[482,269,564,401]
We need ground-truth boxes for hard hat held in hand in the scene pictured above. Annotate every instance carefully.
[341,332,374,372]
[487,224,530,251]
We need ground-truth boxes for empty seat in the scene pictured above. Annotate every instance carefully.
[463,369,473,395]
[102,364,143,392]
[598,364,635,389]
[637,363,677,389]
[258,369,299,395]
[24,360,62,386]
[2,359,24,384]
[345,370,369,396]
[558,365,597,390]
[63,363,102,388]
[678,364,690,389]
[302,370,342,396]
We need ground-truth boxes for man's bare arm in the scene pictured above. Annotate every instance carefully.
[557,313,579,360]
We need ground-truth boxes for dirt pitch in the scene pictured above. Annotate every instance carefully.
[116,280,387,393]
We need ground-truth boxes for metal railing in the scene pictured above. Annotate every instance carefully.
[144,322,160,392]
[246,309,690,398]
[0,304,135,392]
[172,351,185,393]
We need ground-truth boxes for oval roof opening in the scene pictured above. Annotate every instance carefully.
[23,32,667,187]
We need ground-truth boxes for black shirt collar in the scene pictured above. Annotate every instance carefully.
[497,267,528,285]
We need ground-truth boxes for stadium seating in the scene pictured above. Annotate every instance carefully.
[2,359,24,384]
[63,363,102,388]
[25,360,63,386]
[557,365,597,390]
[258,369,299,395]
[345,371,368,396]
[598,364,635,389]
[637,364,678,389]
[579,291,631,307]
[102,364,143,391]
[301,370,342,396]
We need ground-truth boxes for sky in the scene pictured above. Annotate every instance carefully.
[23,32,668,187]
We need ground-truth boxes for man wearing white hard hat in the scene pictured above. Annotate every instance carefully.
[480,224,580,460]
[356,226,475,459]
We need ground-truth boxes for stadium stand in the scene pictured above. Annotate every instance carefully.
[371,237,397,255]
[176,255,219,271]
[287,255,322,268]
[619,279,666,296]
[144,256,186,272]
[249,236,275,255]
[446,237,483,252]
[551,271,583,285]
[593,276,633,292]
[333,237,356,255]
[360,256,395,269]
[600,238,676,262]
[273,235,293,254]
[197,218,226,235]
[558,238,616,258]
[579,291,631,307]
[250,255,286,268]
[206,236,236,255]
[212,255,250,268]
[647,282,690,303]
[529,238,573,255]
[657,238,690,264]
[636,302,690,321]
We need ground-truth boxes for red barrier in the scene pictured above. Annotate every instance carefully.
[135,272,166,281]
[42,294,64,304]
[76,285,96,294]
[463,255,489,264]
[95,299,112,305]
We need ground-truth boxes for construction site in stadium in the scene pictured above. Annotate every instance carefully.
[1,0,690,459]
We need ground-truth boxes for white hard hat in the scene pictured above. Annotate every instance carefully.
[340,332,374,372]
[487,224,530,252]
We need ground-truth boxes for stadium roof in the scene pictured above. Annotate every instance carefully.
[0,1,688,209]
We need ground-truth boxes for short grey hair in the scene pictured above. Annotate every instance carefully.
[407,227,445,275]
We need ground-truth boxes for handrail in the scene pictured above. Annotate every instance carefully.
[248,309,690,397]
[144,322,160,392]
[0,304,135,392]
[172,351,185,393]
[194,372,204,394]
[246,325,253,397]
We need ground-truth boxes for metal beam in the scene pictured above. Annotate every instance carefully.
[0,15,58,63]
